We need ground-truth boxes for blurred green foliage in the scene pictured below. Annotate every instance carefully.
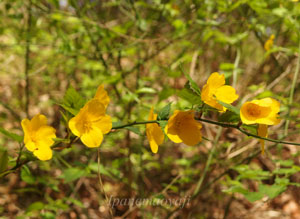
[0,0,300,218]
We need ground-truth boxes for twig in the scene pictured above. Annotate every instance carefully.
[97,148,113,218]
[232,47,241,88]
[111,118,300,146]
[24,0,32,117]
[284,36,300,136]
[193,127,222,196]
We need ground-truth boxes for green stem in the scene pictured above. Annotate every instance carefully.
[111,118,300,146]
[284,35,300,136]
[232,47,241,88]
[193,126,222,196]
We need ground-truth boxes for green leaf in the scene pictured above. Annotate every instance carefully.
[125,126,141,135]
[177,84,202,105]
[26,201,45,213]
[218,111,240,123]
[259,184,286,199]
[59,168,86,183]
[273,168,298,175]
[62,86,85,111]
[158,120,168,131]
[158,103,171,120]
[0,127,23,142]
[59,104,79,116]
[180,67,201,95]
[0,150,8,173]
[276,159,294,167]
[21,166,36,184]
[218,101,240,115]
[136,87,156,94]
[244,191,264,202]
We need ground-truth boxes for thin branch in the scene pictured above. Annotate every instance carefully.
[111,118,300,146]
[24,0,32,117]
[97,148,113,218]
[284,35,300,135]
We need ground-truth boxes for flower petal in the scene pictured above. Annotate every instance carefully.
[201,84,225,112]
[85,99,106,121]
[31,114,47,131]
[146,108,164,153]
[94,85,110,109]
[21,118,31,144]
[214,85,239,104]
[93,115,112,134]
[206,72,225,90]
[165,123,182,143]
[68,116,82,137]
[81,126,103,148]
[33,146,52,161]
[36,126,56,146]
[25,141,37,152]
[178,121,202,146]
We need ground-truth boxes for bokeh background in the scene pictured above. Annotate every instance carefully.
[1,0,300,218]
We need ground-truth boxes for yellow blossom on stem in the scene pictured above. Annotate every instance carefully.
[164,110,202,146]
[21,114,56,161]
[201,72,239,112]
[240,97,280,154]
[240,98,280,125]
[69,99,112,148]
[264,34,275,51]
[93,85,110,109]
[146,107,164,153]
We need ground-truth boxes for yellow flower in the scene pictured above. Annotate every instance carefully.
[240,98,280,125]
[146,107,164,153]
[69,99,112,148]
[201,72,239,112]
[240,98,280,154]
[93,85,110,109]
[164,110,202,146]
[264,34,275,51]
[21,114,56,161]
[258,124,268,155]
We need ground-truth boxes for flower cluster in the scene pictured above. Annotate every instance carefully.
[21,85,112,160]
[145,73,280,154]
[21,73,281,160]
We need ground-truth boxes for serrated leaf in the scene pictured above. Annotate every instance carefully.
[0,127,23,142]
[158,120,168,131]
[0,150,8,173]
[158,103,171,120]
[177,85,202,105]
[59,104,79,116]
[62,86,85,110]
[180,67,201,95]
[218,101,240,115]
